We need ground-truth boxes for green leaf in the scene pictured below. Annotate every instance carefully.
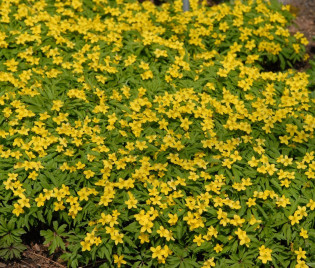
[124,235,137,248]
[123,222,139,233]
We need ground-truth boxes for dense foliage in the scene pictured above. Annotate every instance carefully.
[308,38,315,90]
[0,0,314,267]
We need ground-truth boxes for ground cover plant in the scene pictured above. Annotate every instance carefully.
[0,0,314,267]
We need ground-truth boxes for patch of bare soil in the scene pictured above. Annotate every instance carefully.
[2,243,67,268]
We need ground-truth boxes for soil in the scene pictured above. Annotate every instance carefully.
[1,1,314,268]
[0,244,67,268]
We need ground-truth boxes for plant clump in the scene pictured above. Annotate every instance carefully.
[0,0,314,267]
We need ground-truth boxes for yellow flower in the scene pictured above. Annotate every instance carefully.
[93,237,102,246]
[125,192,138,209]
[296,206,308,217]
[124,55,137,67]
[141,70,153,80]
[80,240,91,251]
[111,230,124,245]
[193,234,204,246]
[66,196,78,205]
[51,100,64,112]
[17,196,30,208]
[249,215,262,226]
[53,188,66,201]
[246,198,256,207]
[230,215,245,227]
[289,213,302,225]
[35,193,46,207]
[12,203,24,216]
[4,58,19,72]
[83,169,95,179]
[113,254,127,268]
[138,232,149,244]
[307,199,315,210]
[28,171,38,180]
[300,228,308,239]
[54,201,65,211]
[168,213,178,226]
[258,245,272,264]
[213,244,223,253]
[140,220,153,233]
[295,247,306,260]
[295,259,309,268]
[161,245,172,260]
[78,187,90,201]
[276,195,290,208]
[150,245,164,259]
[235,228,250,246]
[202,257,216,267]
[154,49,168,58]
[157,226,174,241]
